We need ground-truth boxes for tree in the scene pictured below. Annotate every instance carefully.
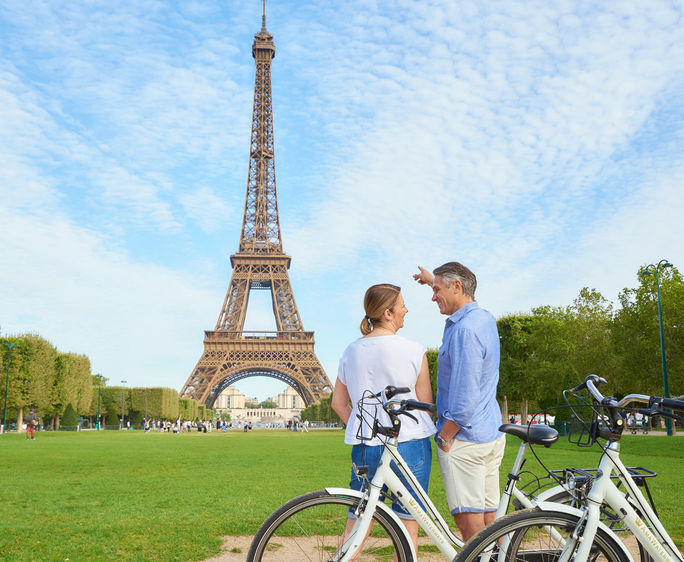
[613,266,683,396]
[61,403,78,428]
[497,315,535,413]
[48,353,92,428]
[260,401,277,409]
[10,334,57,426]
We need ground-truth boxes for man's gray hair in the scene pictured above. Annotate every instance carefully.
[433,262,477,298]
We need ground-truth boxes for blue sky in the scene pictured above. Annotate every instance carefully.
[1,1,683,401]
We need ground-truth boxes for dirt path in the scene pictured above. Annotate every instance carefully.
[204,534,643,561]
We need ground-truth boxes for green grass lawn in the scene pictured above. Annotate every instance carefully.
[1,429,682,560]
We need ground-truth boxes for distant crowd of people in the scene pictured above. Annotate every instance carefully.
[141,418,219,433]
[137,417,314,433]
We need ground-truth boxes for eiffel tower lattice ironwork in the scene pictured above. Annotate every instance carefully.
[180,10,332,407]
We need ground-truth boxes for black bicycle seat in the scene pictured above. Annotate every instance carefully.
[498,423,559,447]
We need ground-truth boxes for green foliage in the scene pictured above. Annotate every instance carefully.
[61,403,77,427]
[100,387,129,418]
[426,348,438,399]
[179,397,199,421]
[613,266,684,396]
[105,408,120,426]
[1,334,93,428]
[50,353,93,419]
[300,394,339,424]
[259,400,277,408]
[127,387,179,420]
[497,266,684,410]
[9,334,57,414]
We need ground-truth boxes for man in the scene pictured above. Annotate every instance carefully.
[414,262,504,541]
[25,408,38,440]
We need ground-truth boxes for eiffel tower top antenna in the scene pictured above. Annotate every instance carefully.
[262,0,267,31]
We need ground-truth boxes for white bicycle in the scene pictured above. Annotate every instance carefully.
[247,385,630,561]
[454,374,684,562]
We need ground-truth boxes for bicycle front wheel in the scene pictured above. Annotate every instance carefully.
[455,507,630,562]
[247,489,413,561]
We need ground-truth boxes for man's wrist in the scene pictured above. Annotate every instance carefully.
[434,433,454,447]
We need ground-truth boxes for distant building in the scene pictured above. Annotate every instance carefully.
[274,386,305,409]
[214,385,302,424]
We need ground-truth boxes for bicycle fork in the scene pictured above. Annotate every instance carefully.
[336,483,385,562]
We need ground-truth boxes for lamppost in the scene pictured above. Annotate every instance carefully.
[2,342,17,434]
[96,374,103,430]
[120,380,127,430]
[640,259,673,436]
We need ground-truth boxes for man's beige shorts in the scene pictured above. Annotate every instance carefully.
[437,434,506,514]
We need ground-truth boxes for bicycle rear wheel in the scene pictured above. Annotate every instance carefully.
[247,489,413,561]
[455,507,629,562]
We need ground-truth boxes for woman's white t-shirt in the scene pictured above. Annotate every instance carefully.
[337,334,436,446]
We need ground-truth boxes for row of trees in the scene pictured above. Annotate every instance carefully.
[0,334,211,429]
[0,334,92,429]
[300,394,340,424]
[497,266,683,416]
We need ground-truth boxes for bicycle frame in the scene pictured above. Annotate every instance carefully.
[337,437,459,561]
[570,441,683,562]
[334,432,566,562]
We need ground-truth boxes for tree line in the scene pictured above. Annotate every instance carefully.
[0,334,210,429]
[305,266,682,422]
[497,266,683,418]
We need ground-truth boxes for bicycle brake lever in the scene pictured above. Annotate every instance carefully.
[403,411,418,423]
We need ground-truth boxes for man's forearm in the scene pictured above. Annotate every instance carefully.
[439,418,460,441]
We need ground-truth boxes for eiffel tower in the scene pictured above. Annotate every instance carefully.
[180,7,332,407]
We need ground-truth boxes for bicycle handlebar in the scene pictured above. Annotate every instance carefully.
[570,375,684,421]
[570,374,606,394]
[367,386,436,439]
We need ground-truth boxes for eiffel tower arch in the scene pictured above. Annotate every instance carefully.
[180,8,332,408]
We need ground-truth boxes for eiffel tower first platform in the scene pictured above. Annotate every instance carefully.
[180,9,332,408]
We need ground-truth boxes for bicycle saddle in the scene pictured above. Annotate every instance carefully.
[498,423,559,447]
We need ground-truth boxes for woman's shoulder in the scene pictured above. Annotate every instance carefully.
[391,334,426,353]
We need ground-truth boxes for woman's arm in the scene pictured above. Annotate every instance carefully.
[415,354,433,404]
[331,378,353,425]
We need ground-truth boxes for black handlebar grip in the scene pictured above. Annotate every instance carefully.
[656,397,684,411]
[404,399,437,415]
[381,386,411,400]
[570,374,604,393]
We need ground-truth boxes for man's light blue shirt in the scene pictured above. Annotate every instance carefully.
[436,301,502,443]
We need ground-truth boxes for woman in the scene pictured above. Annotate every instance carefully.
[331,283,435,552]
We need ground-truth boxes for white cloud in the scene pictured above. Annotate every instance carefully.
[0,203,219,388]
[179,186,233,232]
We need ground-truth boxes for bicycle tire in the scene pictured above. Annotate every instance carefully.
[247,489,413,561]
[455,507,630,562]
